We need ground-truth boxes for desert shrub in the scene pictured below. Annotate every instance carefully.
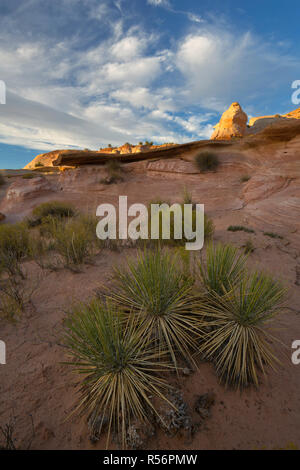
[195,152,219,172]
[0,174,5,186]
[147,202,214,247]
[51,217,95,267]
[0,223,30,277]
[240,175,251,183]
[22,173,37,179]
[199,272,286,388]
[243,239,255,254]
[198,242,248,297]
[107,249,203,368]
[227,225,255,234]
[62,299,170,448]
[29,201,75,226]
[35,162,44,167]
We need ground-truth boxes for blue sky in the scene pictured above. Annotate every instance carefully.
[0,0,299,168]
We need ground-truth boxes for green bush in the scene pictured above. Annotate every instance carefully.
[35,162,44,168]
[147,203,214,247]
[29,201,75,226]
[63,299,170,448]
[240,175,251,183]
[263,232,283,240]
[22,173,37,179]
[195,152,219,172]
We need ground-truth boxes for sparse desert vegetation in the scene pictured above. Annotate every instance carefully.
[264,231,284,240]
[100,159,124,184]
[63,299,171,448]
[1,0,300,453]
[0,202,288,448]
[199,271,286,387]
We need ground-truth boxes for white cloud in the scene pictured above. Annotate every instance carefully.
[175,28,300,109]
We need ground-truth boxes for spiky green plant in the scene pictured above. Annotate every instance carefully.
[62,299,171,448]
[200,272,286,388]
[107,249,203,368]
[199,242,248,296]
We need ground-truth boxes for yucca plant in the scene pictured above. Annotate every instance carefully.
[199,242,248,296]
[200,271,286,388]
[62,299,171,448]
[106,249,204,368]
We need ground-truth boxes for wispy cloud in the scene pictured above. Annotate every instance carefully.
[0,0,299,156]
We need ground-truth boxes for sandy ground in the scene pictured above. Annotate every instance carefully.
[0,161,300,450]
